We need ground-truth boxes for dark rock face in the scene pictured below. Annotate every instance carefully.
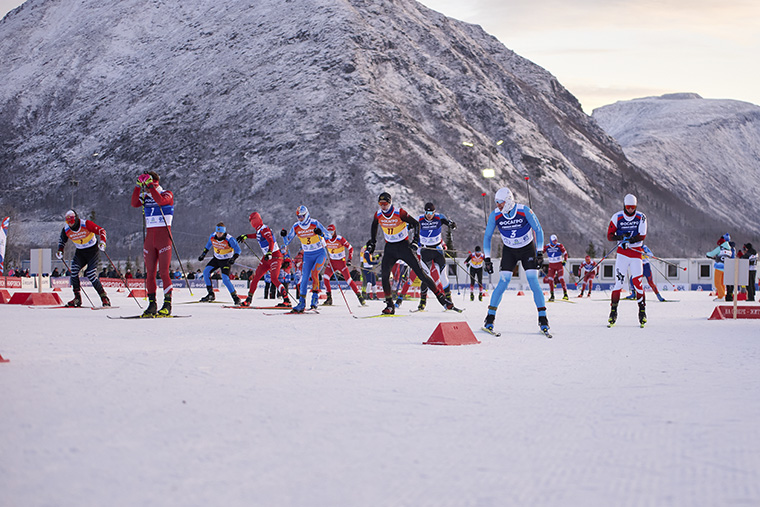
[0,0,724,260]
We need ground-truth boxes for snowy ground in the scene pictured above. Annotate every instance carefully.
[2,287,759,507]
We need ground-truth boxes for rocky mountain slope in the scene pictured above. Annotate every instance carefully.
[593,93,760,248]
[0,0,733,264]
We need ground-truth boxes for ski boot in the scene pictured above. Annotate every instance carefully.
[142,294,158,318]
[382,298,395,315]
[276,297,291,308]
[578,291,584,298]
[548,292,555,302]
[361,290,367,301]
[562,291,569,301]
[417,294,427,312]
[200,286,215,302]
[656,293,665,302]
[66,293,82,307]
[479,292,484,302]
[310,292,320,310]
[322,293,333,306]
[157,295,172,317]
[292,296,306,313]
[483,312,495,332]
[231,292,241,306]
[638,302,647,327]
[357,293,367,306]
[538,313,551,338]
[240,294,253,307]
[444,286,452,300]
[607,303,618,327]
[623,293,636,300]
[470,292,475,301]
[395,295,403,308]
[100,293,111,307]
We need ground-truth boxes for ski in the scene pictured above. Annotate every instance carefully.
[32,305,118,310]
[481,326,501,337]
[222,305,292,310]
[178,300,227,304]
[445,306,465,313]
[541,328,553,339]
[263,309,319,316]
[107,314,191,319]
[409,308,427,313]
[353,313,409,319]
[548,299,576,304]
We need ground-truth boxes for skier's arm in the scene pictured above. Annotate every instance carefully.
[369,215,379,243]
[228,235,242,255]
[400,209,419,243]
[525,208,544,248]
[58,229,69,251]
[130,186,143,208]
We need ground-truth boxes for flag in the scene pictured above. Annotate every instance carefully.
[0,216,8,275]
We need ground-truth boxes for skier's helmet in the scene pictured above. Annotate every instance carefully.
[296,205,310,225]
[624,194,637,216]
[550,234,558,244]
[378,192,392,204]
[327,224,337,239]
[424,202,435,214]
[475,246,481,252]
[494,187,515,211]
[64,210,79,227]
[585,255,591,263]
[722,233,731,243]
[249,212,263,229]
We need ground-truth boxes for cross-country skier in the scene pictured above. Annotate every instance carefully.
[360,245,380,300]
[416,202,456,311]
[607,193,648,327]
[57,210,110,307]
[365,192,458,315]
[543,234,569,301]
[464,246,486,301]
[624,245,665,302]
[739,243,757,301]
[236,212,290,307]
[577,255,596,297]
[196,223,241,304]
[130,171,174,316]
[322,224,365,306]
[482,187,549,336]
[281,205,328,313]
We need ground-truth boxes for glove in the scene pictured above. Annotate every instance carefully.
[484,257,494,274]
[236,234,247,243]
[621,240,630,249]
[561,259,566,266]
[410,238,419,252]
[263,252,272,261]
[536,251,544,265]
[449,221,457,230]
[198,249,208,262]
[280,228,288,237]
[230,253,239,265]
[314,227,323,236]
[366,239,376,254]
[137,173,153,187]
[98,240,106,251]
[56,249,64,260]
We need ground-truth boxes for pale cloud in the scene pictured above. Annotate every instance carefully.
[420,0,760,112]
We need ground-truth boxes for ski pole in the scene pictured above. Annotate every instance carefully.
[648,254,687,271]
[323,248,355,316]
[649,261,679,291]
[103,250,143,309]
[156,205,193,296]
[60,257,95,308]
[240,239,298,303]
[524,175,533,208]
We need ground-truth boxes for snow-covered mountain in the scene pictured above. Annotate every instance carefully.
[0,0,729,261]
[593,93,760,247]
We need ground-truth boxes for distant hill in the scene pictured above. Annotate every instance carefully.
[593,93,760,250]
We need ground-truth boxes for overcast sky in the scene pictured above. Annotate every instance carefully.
[2,0,758,113]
